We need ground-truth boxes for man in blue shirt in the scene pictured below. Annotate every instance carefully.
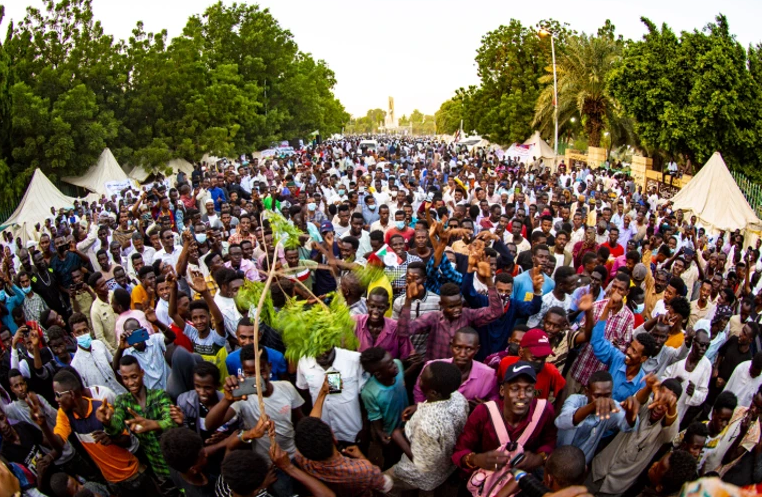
[583,290,659,402]
[555,370,639,463]
[511,245,555,302]
[225,317,288,381]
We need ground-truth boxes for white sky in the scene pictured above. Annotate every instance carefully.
[2,1,760,118]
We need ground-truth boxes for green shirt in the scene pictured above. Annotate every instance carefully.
[106,388,175,477]
[360,359,408,434]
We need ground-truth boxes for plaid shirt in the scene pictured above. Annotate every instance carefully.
[295,453,389,497]
[193,274,219,300]
[425,255,463,295]
[398,287,504,360]
[570,299,634,386]
[387,253,422,300]
[106,388,175,477]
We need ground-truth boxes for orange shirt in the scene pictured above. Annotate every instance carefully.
[54,398,139,483]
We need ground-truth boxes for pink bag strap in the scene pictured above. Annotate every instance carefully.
[517,399,547,447]
[485,401,511,447]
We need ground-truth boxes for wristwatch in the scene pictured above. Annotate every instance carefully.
[238,429,252,443]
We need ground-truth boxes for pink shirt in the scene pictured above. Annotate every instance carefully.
[115,310,155,343]
[413,358,499,404]
[225,259,260,282]
[353,315,413,360]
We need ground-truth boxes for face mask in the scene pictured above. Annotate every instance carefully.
[20,286,32,295]
[635,303,645,314]
[195,234,207,244]
[368,204,376,210]
[307,202,317,212]
[338,189,346,196]
[76,334,92,349]
[396,221,406,230]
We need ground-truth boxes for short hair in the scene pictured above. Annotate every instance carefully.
[160,428,203,473]
[554,265,576,284]
[369,230,384,243]
[496,272,514,285]
[625,250,640,262]
[530,231,547,244]
[46,326,68,343]
[668,296,691,320]
[112,288,132,312]
[213,267,242,286]
[684,421,709,443]
[634,330,658,358]
[545,306,568,323]
[546,445,587,487]
[240,343,268,364]
[588,370,613,387]
[87,271,103,288]
[714,391,738,413]
[661,450,698,494]
[368,286,389,302]
[592,265,608,279]
[295,417,335,461]
[753,351,762,370]
[531,243,550,256]
[440,282,461,298]
[52,370,81,393]
[407,260,426,275]
[119,355,141,369]
[204,251,222,269]
[188,300,209,315]
[342,235,359,251]
[193,361,221,385]
[137,266,155,279]
[49,472,74,497]
[661,378,684,399]
[350,212,364,222]
[221,450,270,495]
[359,346,387,370]
[581,252,597,265]
[668,276,687,297]
[425,361,462,398]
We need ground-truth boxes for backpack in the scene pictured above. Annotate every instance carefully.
[466,398,547,497]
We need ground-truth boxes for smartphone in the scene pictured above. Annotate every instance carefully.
[232,377,258,398]
[326,371,342,394]
[126,328,150,346]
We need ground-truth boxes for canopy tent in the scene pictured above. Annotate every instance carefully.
[1,169,78,243]
[62,148,129,196]
[128,165,152,183]
[523,131,557,163]
[168,158,194,176]
[671,152,762,235]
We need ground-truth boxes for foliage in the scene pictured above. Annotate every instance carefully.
[0,0,349,192]
[276,293,359,362]
[533,21,624,147]
[235,279,276,327]
[608,15,762,177]
[345,108,386,134]
[262,210,304,249]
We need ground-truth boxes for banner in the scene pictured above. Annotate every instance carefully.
[505,143,536,161]
[104,179,136,197]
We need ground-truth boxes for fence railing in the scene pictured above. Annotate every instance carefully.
[731,170,762,219]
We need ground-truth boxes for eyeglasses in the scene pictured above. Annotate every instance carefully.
[54,390,72,399]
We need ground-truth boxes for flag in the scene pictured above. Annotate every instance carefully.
[453,128,461,143]
[366,244,403,267]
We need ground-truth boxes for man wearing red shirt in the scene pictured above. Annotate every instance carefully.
[498,329,566,407]
[601,227,624,259]
[384,210,415,247]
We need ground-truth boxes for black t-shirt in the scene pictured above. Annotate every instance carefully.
[718,335,752,381]
[170,469,217,497]
[0,421,44,475]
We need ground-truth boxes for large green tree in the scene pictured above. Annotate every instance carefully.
[609,15,762,176]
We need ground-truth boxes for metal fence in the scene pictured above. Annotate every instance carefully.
[731,170,762,219]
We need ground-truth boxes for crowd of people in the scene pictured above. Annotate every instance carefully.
[0,135,761,497]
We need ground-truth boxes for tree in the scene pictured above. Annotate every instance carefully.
[609,15,762,177]
[435,97,463,134]
[533,22,623,147]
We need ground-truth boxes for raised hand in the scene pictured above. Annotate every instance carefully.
[476,261,492,280]
[169,405,185,426]
[188,269,207,294]
[593,397,620,420]
[96,399,114,425]
[27,392,45,427]
[532,265,545,294]
[124,408,153,434]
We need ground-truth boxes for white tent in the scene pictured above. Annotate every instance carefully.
[63,148,129,196]
[167,158,194,176]
[2,169,78,243]
[671,152,762,235]
[523,131,557,163]
[128,165,152,183]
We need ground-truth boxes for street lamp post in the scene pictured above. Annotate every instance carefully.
[539,28,559,158]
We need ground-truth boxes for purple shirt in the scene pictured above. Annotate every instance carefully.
[398,287,504,360]
[353,315,413,360]
[413,358,499,404]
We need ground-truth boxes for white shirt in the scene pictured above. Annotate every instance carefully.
[662,356,712,424]
[527,292,572,328]
[343,230,372,257]
[71,340,127,395]
[724,360,762,407]
[123,334,169,391]
[296,348,367,443]
[152,246,182,269]
[213,293,242,339]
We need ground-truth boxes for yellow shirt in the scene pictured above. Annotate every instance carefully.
[665,331,685,349]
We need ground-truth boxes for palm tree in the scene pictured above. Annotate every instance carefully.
[532,31,622,147]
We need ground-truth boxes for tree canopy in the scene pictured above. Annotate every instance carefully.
[0,0,349,195]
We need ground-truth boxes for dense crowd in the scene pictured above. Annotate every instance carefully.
[0,136,760,497]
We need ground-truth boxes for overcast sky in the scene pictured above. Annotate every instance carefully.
[2,1,760,118]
